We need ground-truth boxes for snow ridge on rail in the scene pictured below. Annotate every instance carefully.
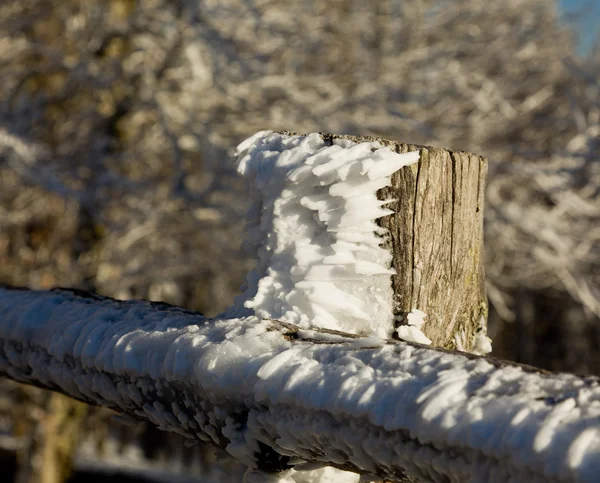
[0,288,600,482]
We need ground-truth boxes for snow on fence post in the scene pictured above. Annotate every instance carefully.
[292,132,489,352]
[1,131,599,483]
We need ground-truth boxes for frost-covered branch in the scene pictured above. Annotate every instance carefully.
[0,286,599,482]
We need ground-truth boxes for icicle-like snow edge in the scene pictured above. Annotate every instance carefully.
[230,131,419,339]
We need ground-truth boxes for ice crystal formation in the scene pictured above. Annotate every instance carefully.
[231,131,419,339]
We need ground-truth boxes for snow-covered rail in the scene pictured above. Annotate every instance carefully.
[0,287,599,482]
[1,131,599,482]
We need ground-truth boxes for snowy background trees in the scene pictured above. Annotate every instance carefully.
[0,0,598,481]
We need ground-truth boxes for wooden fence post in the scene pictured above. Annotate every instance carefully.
[284,132,488,351]
[380,141,488,350]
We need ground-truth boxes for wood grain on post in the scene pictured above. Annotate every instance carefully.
[314,133,488,351]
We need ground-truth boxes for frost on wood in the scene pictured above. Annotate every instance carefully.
[2,131,595,482]
[239,131,489,353]
[231,131,418,338]
[372,135,488,352]
[1,288,600,482]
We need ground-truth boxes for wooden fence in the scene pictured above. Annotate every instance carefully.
[0,132,598,482]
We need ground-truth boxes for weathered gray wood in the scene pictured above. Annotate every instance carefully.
[381,142,487,350]
[280,132,488,351]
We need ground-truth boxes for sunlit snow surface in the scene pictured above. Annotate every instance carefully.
[1,289,600,482]
[1,132,599,482]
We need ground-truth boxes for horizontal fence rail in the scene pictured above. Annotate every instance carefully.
[1,286,599,482]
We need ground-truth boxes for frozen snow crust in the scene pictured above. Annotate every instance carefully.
[233,131,419,338]
[1,288,600,482]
